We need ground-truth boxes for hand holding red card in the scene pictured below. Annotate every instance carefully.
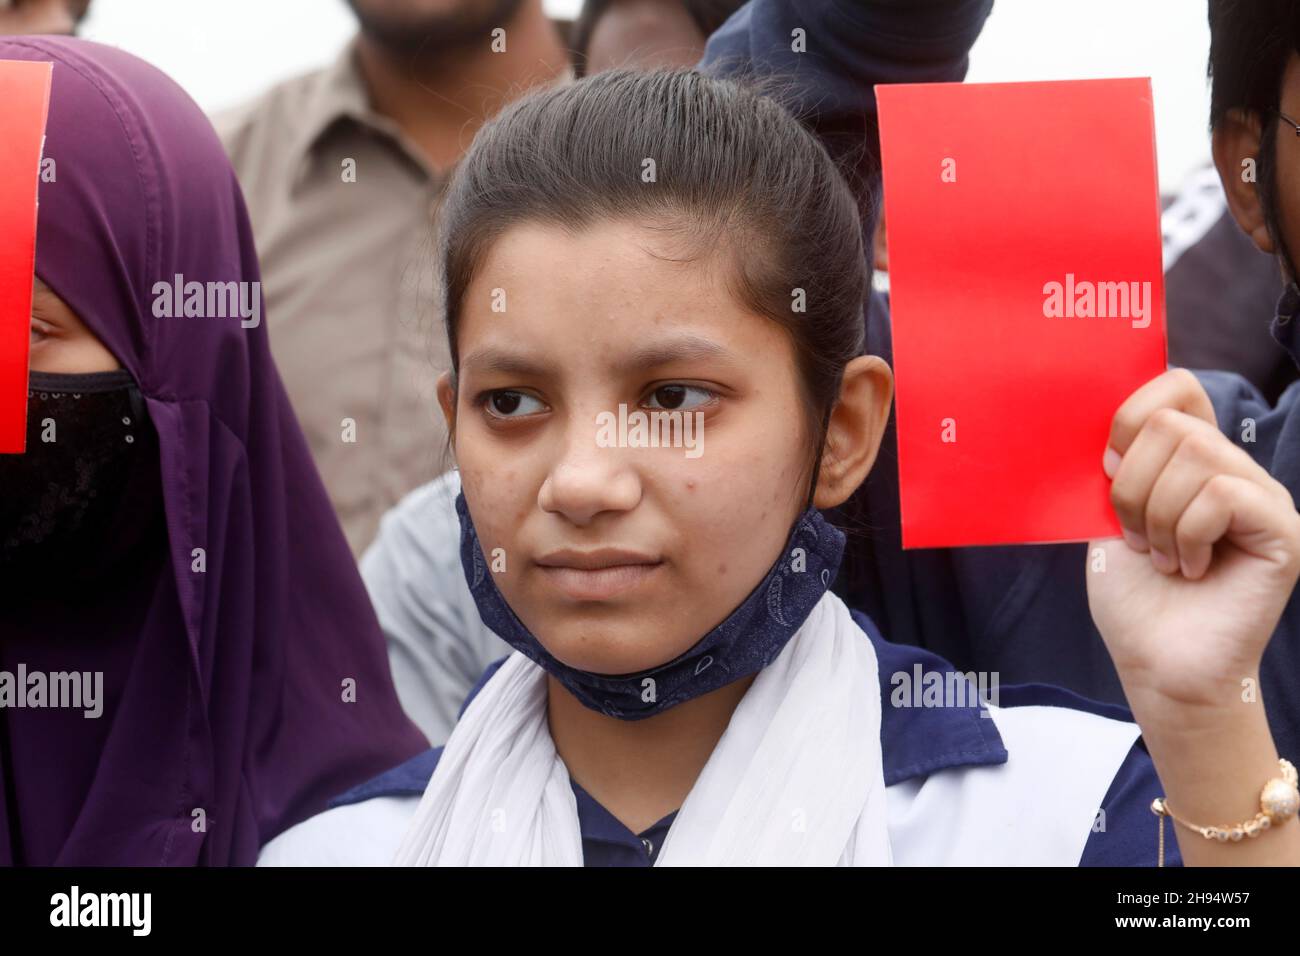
[876,78,1168,548]
[0,58,54,454]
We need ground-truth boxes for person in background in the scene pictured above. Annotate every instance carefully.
[0,37,425,865]
[570,0,741,76]
[215,0,572,555]
[0,0,89,34]
[1162,164,1297,403]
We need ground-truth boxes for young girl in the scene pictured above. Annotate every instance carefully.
[260,68,1300,866]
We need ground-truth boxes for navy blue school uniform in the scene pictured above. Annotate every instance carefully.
[261,613,1180,867]
[700,0,1300,763]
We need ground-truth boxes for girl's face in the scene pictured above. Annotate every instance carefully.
[440,219,820,675]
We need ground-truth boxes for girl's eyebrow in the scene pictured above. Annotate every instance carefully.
[460,347,547,378]
[460,335,736,379]
[617,335,733,374]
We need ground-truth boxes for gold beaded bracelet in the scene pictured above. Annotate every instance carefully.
[1151,758,1299,866]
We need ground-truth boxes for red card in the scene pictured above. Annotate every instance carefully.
[877,78,1168,548]
[0,59,53,454]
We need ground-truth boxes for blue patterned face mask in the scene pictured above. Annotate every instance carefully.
[454,491,845,720]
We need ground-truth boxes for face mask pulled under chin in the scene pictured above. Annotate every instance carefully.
[0,370,158,585]
[454,489,846,720]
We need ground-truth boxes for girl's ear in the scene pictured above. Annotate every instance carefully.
[813,355,894,510]
[436,371,458,441]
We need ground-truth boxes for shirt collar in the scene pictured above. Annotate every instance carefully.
[849,609,1008,785]
[571,778,675,849]
[287,40,399,181]
[557,612,1010,854]
[288,42,578,192]
[330,611,1011,818]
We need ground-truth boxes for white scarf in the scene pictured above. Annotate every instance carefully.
[392,591,893,866]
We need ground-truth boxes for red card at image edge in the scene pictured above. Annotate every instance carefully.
[0,60,54,454]
[876,78,1168,549]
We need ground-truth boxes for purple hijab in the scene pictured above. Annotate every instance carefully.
[0,37,427,865]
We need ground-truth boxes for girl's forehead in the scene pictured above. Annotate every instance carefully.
[472,219,730,299]
[459,221,771,351]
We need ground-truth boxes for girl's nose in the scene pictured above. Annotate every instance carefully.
[538,416,642,526]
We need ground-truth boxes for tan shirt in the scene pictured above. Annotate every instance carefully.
[215,43,571,554]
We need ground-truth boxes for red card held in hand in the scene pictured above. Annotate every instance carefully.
[0,59,54,455]
[876,78,1168,549]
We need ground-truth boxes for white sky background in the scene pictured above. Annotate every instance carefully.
[79,0,1211,194]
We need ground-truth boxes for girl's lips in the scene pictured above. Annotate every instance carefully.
[536,562,663,601]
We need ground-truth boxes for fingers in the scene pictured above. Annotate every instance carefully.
[1110,409,1267,565]
[1106,368,1216,468]
[1175,474,1300,580]
[1108,405,1298,577]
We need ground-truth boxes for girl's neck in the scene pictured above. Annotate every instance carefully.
[546,672,757,835]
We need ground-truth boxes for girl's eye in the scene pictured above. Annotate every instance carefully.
[30,320,53,344]
[484,390,546,418]
[644,384,715,411]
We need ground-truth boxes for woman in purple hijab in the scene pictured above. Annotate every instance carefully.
[0,37,427,865]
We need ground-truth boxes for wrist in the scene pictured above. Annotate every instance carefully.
[1151,757,1300,866]
[1138,700,1283,827]
[1129,684,1268,754]
[1118,665,1263,729]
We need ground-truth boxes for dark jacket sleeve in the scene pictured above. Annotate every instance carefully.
[1196,368,1300,476]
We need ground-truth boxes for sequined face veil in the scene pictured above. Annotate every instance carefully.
[0,370,151,580]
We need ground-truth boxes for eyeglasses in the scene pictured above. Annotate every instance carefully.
[1277,109,1300,136]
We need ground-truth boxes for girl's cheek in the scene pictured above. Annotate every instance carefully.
[462,461,534,563]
